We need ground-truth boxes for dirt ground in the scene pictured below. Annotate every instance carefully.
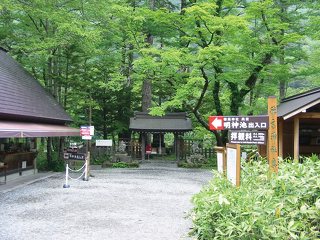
[0,161,212,240]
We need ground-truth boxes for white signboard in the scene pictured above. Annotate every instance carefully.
[227,147,237,186]
[82,135,92,140]
[90,126,95,136]
[217,152,224,174]
[22,161,27,169]
[80,125,95,136]
[229,131,266,145]
[96,139,112,147]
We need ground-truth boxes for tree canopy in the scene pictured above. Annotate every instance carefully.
[0,0,319,144]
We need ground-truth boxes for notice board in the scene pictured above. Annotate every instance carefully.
[226,143,241,187]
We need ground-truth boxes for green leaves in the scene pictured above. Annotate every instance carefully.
[192,158,320,239]
[1,0,319,140]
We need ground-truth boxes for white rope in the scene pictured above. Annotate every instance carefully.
[68,170,86,181]
[67,162,86,172]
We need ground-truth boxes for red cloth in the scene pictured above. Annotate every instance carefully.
[146,144,152,153]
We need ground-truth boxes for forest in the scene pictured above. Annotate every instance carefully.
[1,0,320,145]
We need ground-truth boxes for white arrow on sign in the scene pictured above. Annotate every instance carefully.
[212,117,223,129]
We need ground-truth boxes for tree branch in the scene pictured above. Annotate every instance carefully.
[193,67,210,112]
[28,14,41,33]
[240,53,272,98]
[261,11,279,45]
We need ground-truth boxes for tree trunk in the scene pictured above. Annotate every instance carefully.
[279,45,286,100]
[142,78,152,112]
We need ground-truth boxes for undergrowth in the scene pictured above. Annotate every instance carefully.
[191,157,320,239]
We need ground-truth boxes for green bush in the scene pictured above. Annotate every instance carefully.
[91,153,111,165]
[36,145,64,172]
[191,158,320,239]
[111,161,139,168]
[178,156,217,169]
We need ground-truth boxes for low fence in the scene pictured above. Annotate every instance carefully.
[83,140,216,162]
[180,147,215,160]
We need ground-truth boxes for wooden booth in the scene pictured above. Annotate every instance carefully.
[277,88,320,160]
[0,47,79,182]
[129,112,192,161]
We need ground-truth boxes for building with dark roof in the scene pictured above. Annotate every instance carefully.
[129,112,192,161]
[277,88,320,160]
[0,47,79,180]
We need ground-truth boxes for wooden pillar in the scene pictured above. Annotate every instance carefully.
[130,132,134,160]
[278,120,283,158]
[33,138,38,174]
[141,133,146,161]
[159,133,162,155]
[175,133,180,162]
[293,117,299,162]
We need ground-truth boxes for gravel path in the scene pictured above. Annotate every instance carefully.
[0,161,212,240]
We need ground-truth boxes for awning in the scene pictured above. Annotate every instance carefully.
[0,121,80,138]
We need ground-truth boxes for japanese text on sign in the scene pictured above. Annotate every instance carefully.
[63,152,86,161]
[223,116,268,130]
[229,131,267,145]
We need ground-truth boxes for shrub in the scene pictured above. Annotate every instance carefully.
[187,154,207,165]
[91,153,111,165]
[111,161,139,168]
[178,156,216,169]
[191,158,320,239]
[36,144,64,172]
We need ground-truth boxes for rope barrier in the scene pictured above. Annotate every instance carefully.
[68,170,85,180]
[63,156,89,188]
[67,162,86,172]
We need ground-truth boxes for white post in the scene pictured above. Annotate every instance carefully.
[63,163,70,188]
[84,155,88,181]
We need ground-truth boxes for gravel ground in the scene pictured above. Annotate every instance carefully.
[0,161,212,240]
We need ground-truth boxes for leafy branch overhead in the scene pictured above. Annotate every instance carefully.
[0,0,319,142]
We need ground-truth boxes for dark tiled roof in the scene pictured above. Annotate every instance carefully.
[129,112,192,132]
[0,48,72,124]
[278,88,320,120]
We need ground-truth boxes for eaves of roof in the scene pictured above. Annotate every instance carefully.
[129,112,192,132]
[278,88,320,120]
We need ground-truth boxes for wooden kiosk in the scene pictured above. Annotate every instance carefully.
[277,88,320,161]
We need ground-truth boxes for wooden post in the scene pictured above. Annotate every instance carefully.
[175,133,180,162]
[293,117,299,162]
[278,120,283,159]
[268,96,278,173]
[141,133,146,161]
